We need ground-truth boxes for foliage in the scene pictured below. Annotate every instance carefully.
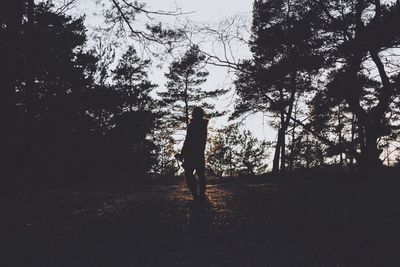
[0,2,163,183]
[207,124,270,177]
[151,127,179,177]
[234,0,323,173]
[159,45,227,130]
[234,0,400,171]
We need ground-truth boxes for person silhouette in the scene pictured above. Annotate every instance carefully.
[181,107,208,201]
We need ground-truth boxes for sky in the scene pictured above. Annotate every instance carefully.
[144,0,252,21]
[59,0,400,166]
[70,0,276,144]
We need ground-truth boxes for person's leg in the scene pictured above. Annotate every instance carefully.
[196,166,206,199]
[184,167,198,199]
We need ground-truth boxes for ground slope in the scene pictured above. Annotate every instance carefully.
[1,175,400,266]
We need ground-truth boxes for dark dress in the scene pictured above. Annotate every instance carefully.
[181,118,208,171]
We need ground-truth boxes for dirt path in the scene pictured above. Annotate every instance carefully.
[1,179,400,266]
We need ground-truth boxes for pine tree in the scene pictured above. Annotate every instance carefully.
[232,130,269,175]
[159,44,226,130]
[109,46,159,177]
[234,0,323,173]
[207,124,269,177]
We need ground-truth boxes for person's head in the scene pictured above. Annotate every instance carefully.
[192,107,205,120]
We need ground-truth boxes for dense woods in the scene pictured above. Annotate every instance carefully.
[235,0,400,173]
[3,2,400,266]
[1,0,400,186]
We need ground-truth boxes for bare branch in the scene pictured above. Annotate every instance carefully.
[119,0,194,18]
[53,0,77,14]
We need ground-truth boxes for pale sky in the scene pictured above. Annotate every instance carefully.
[141,0,274,140]
[62,0,400,166]
[71,0,276,145]
[144,0,252,21]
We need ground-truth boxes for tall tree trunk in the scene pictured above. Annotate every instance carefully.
[341,7,389,171]
[288,98,298,171]
[385,142,390,167]
[272,88,285,174]
[348,49,391,170]
[360,125,382,170]
[272,129,282,174]
[305,134,311,169]
[338,104,343,166]
[280,71,297,172]
[280,112,286,172]
[184,72,189,128]
[272,72,297,174]
[289,124,296,171]
[349,114,356,168]
[358,120,365,154]
[360,50,393,170]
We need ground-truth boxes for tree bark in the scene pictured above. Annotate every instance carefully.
[360,125,382,170]
[305,134,311,169]
[272,128,282,174]
[338,104,343,166]
[281,72,297,172]
[280,111,286,172]
[184,72,189,128]
[349,114,356,168]
[288,97,299,171]
[272,72,297,174]
[289,119,296,171]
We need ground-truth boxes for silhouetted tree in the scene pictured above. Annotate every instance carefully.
[0,2,164,182]
[234,0,323,173]
[207,124,269,177]
[108,46,159,178]
[235,0,400,172]
[236,129,270,175]
[159,45,226,130]
[104,0,186,56]
[151,127,178,177]
[207,124,240,177]
[14,2,100,180]
[308,88,359,167]
[310,0,400,169]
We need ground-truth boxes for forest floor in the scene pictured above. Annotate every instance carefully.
[1,170,400,267]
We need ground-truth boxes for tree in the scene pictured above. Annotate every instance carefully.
[236,130,270,175]
[207,124,269,177]
[104,0,187,56]
[112,46,157,112]
[234,0,323,173]
[308,88,358,167]
[235,0,400,172]
[207,124,240,177]
[151,127,179,177]
[316,0,400,169]
[11,2,102,180]
[159,44,226,130]
[108,46,159,178]
[0,1,165,182]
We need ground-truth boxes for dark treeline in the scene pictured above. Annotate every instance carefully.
[234,0,400,173]
[0,1,168,185]
[0,1,234,185]
[1,0,400,186]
